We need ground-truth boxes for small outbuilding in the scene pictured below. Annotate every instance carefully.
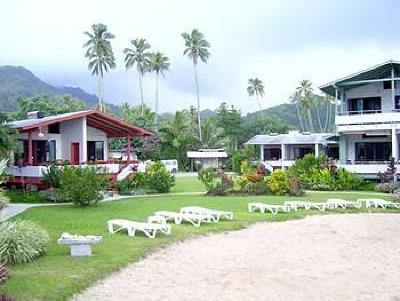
[187,149,228,171]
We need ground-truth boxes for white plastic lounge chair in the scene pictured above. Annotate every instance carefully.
[248,202,291,214]
[107,218,171,238]
[154,210,215,227]
[307,202,327,212]
[284,201,311,211]
[356,198,396,209]
[180,206,234,221]
[326,199,361,209]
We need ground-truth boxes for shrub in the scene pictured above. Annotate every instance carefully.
[118,172,146,195]
[42,165,63,188]
[145,161,175,193]
[60,166,105,206]
[5,190,42,203]
[288,176,305,196]
[0,220,49,264]
[213,172,234,196]
[0,264,8,284]
[374,182,400,193]
[391,189,400,202]
[335,168,363,190]
[38,189,70,203]
[198,168,219,193]
[266,169,289,195]
[0,192,9,211]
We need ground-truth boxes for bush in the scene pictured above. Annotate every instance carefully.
[60,166,105,206]
[42,165,63,188]
[0,264,8,284]
[266,169,289,195]
[144,161,175,193]
[0,192,8,211]
[213,172,234,196]
[118,172,146,195]
[391,189,400,202]
[374,182,400,193]
[288,176,305,196]
[198,168,219,192]
[335,168,363,190]
[38,189,70,203]
[5,190,42,203]
[0,220,49,264]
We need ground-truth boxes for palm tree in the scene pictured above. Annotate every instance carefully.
[121,102,156,129]
[83,23,116,112]
[247,78,265,121]
[149,51,170,125]
[182,29,211,142]
[123,38,152,115]
[296,80,315,132]
[290,91,305,132]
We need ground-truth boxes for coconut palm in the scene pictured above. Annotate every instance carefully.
[83,23,116,112]
[247,78,265,121]
[290,91,305,132]
[296,79,315,132]
[123,38,152,115]
[182,29,211,142]
[149,51,170,125]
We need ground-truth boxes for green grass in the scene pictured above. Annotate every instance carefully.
[6,190,44,204]
[172,176,205,193]
[0,191,396,300]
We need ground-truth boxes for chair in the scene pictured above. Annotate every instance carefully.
[107,218,171,238]
[326,199,361,209]
[248,202,291,214]
[180,206,234,221]
[154,210,215,227]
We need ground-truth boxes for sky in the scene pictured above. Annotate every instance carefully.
[2,0,400,115]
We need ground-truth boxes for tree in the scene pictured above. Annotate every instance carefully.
[123,38,152,115]
[159,110,199,169]
[182,29,210,142]
[83,23,116,112]
[290,91,305,132]
[12,95,87,120]
[121,102,156,129]
[201,118,226,149]
[296,80,315,132]
[0,112,19,159]
[149,51,170,125]
[247,78,265,122]
[215,102,242,151]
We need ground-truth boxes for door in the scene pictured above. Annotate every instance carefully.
[71,143,80,165]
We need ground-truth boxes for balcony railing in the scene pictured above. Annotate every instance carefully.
[337,109,400,116]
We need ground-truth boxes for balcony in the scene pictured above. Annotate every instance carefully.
[336,110,400,132]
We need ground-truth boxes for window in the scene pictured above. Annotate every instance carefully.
[46,140,56,161]
[395,96,400,110]
[264,148,281,160]
[87,141,104,161]
[347,97,381,113]
[355,142,391,162]
[48,123,60,134]
[383,81,392,90]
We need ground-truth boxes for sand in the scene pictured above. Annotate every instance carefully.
[73,214,400,301]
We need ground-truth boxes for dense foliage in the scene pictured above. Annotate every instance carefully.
[60,166,106,206]
[0,220,49,264]
[288,154,363,190]
[118,172,146,195]
[144,161,175,193]
[42,165,63,188]
[266,170,289,195]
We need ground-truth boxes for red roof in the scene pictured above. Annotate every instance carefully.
[12,110,152,137]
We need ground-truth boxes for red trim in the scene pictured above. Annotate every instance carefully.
[127,135,131,164]
[16,110,153,137]
[28,131,33,165]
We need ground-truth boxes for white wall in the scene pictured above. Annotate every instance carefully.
[61,118,85,163]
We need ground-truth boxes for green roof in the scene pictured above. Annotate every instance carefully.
[319,60,400,96]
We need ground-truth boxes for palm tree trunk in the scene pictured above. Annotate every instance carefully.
[193,61,202,142]
[139,71,144,117]
[316,107,323,132]
[324,100,330,132]
[295,103,304,132]
[97,75,103,112]
[155,72,159,125]
[256,94,264,121]
[308,109,314,132]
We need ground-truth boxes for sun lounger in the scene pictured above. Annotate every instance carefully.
[180,206,234,221]
[326,199,361,209]
[284,201,311,211]
[307,202,327,211]
[362,199,400,209]
[107,218,171,238]
[154,210,215,227]
[248,202,291,214]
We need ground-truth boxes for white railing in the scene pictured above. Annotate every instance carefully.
[336,110,400,126]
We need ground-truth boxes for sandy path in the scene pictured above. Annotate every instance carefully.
[74,214,400,301]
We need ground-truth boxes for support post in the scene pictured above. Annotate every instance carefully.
[28,131,33,165]
[334,87,338,116]
[260,144,264,162]
[315,143,319,158]
[127,135,131,165]
[392,64,396,110]
[392,128,399,162]
[338,135,347,164]
[281,143,286,168]
[82,117,87,164]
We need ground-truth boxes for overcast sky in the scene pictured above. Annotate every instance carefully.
[2,0,400,114]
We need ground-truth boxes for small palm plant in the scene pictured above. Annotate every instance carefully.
[0,160,9,217]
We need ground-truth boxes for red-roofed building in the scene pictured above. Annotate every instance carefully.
[6,110,152,187]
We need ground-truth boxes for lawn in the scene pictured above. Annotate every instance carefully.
[0,191,395,301]
[172,176,205,193]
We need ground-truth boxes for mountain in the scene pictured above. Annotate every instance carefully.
[0,66,121,115]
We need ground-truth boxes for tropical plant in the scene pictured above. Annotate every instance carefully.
[60,166,105,206]
[123,38,152,115]
[0,159,9,213]
[0,220,49,264]
[182,29,210,142]
[266,169,289,195]
[247,78,265,122]
[83,23,116,112]
[118,172,146,195]
[144,161,175,193]
[121,102,156,128]
[42,165,63,188]
[198,167,219,192]
[0,113,19,159]
[149,51,170,125]
[290,91,305,132]
[296,80,315,132]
